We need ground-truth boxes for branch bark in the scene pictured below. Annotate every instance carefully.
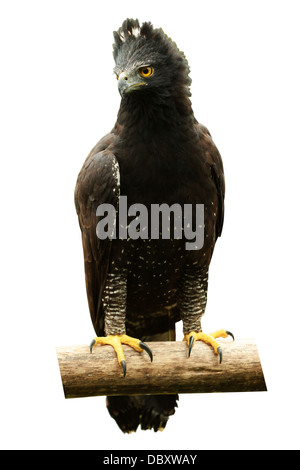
[56,339,267,398]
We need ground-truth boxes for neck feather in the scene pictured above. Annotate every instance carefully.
[116,86,195,140]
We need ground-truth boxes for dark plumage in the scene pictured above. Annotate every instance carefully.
[75,19,225,432]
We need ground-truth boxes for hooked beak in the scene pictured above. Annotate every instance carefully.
[118,72,146,97]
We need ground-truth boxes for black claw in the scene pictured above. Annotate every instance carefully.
[121,360,126,377]
[226,330,235,341]
[90,339,95,353]
[217,347,223,364]
[139,342,153,362]
[188,336,195,357]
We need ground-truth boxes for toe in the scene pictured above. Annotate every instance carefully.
[209,329,234,341]
[184,331,221,359]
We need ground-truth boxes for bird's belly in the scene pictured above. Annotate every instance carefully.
[127,264,178,312]
[125,238,184,314]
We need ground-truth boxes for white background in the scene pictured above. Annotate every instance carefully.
[0,0,299,450]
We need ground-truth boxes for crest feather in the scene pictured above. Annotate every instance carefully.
[113,19,156,60]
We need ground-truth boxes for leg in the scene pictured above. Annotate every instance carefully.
[178,265,233,363]
[178,265,208,335]
[90,268,152,376]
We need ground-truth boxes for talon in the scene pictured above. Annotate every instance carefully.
[90,339,95,353]
[188,335,194,357]
[121,360,126,377]
[217,347,222,364]
[139,342,153,362]
[226,330,235,341]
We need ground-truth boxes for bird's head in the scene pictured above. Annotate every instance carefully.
[112,19,191,100]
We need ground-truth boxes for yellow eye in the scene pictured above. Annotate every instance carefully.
[139,66,154,78]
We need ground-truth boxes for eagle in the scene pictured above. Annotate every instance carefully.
[75,18,233,433]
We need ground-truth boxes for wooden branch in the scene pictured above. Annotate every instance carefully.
[56,339,267,398]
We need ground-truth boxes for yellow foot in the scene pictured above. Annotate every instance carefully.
[184,329,234,364]
[90,334,153,377]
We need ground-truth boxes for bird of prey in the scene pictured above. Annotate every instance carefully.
[75,18,233,433]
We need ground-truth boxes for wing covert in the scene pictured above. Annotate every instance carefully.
[196,123,225,239]
[75,133,120,336]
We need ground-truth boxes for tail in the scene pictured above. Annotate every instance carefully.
[106,394,178,433]
[106,309,179,433]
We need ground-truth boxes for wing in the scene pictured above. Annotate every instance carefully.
[74,132,120,336]
[196,122,225,239]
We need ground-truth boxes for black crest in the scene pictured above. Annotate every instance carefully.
[112,18,191,90]
[113,19,153,60]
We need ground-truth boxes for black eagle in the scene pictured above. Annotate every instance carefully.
[75,19,232,433]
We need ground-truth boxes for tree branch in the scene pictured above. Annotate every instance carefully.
[56,339,267,398]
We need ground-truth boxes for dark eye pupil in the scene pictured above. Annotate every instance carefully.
[143,68,149,74]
